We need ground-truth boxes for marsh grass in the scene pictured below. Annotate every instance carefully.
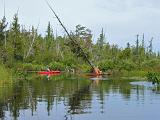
[147,72,160,84]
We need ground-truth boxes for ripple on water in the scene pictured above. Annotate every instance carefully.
[130,81,154,87]
[89,77,109,81]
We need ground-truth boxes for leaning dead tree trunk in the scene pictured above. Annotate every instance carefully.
[46,1,95,69]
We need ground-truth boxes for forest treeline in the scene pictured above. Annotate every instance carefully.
[0,14,160,73]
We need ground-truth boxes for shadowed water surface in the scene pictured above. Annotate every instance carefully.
[0,74,160,120]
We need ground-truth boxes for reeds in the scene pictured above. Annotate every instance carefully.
[147,72,160,84]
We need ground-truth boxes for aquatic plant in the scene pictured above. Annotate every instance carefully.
[147,72,160,84]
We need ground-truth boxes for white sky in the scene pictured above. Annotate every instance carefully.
[0,0,160,52]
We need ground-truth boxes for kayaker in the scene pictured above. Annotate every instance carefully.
[46,67,51,72]
[93,66,102,75]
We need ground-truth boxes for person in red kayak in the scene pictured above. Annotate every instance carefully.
[46,66,51,72]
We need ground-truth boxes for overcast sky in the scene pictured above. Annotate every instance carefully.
[0,0,160,52]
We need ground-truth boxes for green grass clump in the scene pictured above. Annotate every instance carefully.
[147,72,160,84]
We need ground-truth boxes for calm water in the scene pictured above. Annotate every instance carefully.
[0,74,160,120]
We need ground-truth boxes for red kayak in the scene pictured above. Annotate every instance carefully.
[38,71,61,75]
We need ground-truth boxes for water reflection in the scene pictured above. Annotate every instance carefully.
[0,74,160,120]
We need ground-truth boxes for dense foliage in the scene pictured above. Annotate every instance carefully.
[0,14,160,73]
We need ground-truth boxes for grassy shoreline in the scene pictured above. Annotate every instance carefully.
[0,62,159,84]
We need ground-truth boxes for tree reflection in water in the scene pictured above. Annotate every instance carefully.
[0,74,160,120]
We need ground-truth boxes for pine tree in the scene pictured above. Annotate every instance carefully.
[136,34,139,56]
[46,22,53,40]
[0,16,7,46]
[10,14,23,61]
[148,37,153,55]
[0,16,8,63]
[97,28,105,49]
[142,33,145,48]
[45,22,54,50]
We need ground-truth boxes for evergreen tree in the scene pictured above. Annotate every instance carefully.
[136,34,139,56]
[0,16,7,46]
[148,37,153,55]
[46,22,53,39]
[10,14,23,61]
[45,22,54,50]
[97,28,105,49]
[0,16,8,63]
[142,33,145,48]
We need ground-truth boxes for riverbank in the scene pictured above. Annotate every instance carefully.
[0,62,159,84]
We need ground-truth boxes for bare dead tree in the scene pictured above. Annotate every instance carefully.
[46,1,95,69]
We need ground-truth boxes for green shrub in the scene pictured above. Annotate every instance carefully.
[142,59,160,69]
[0,65,11,83]
[147,72,160,84]
[98,60,115,71]
[118,60,136,71]
[79,64,91,72]
[49,62,65,71]
[16,63,44,71]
